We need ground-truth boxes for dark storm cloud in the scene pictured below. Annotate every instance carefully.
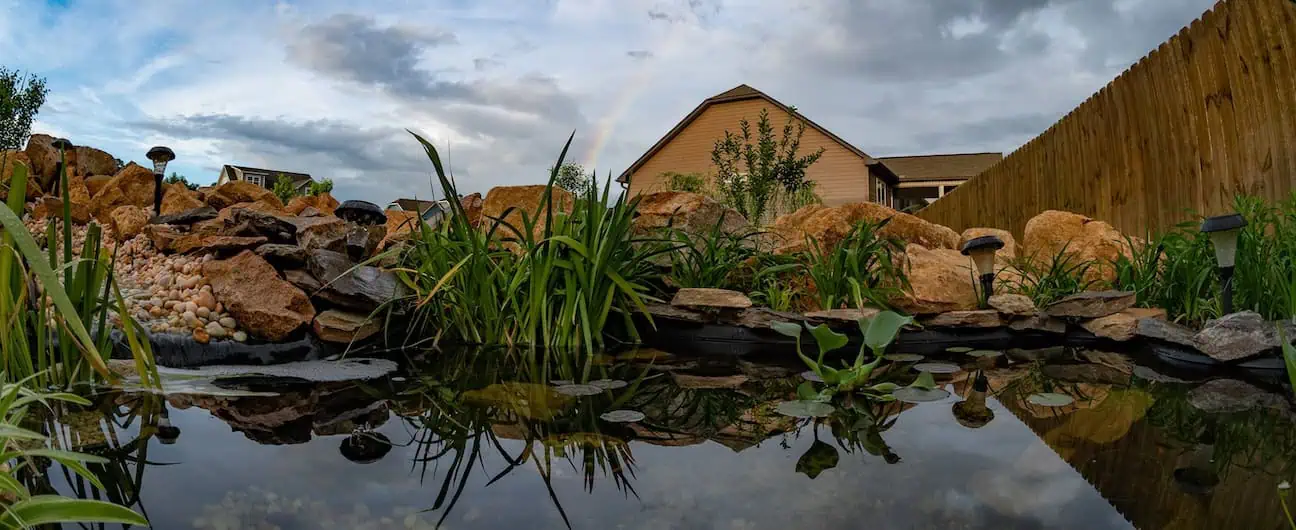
[910,113,1060,152]
[626,50,653,60]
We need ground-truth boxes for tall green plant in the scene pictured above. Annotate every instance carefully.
[0,68,48,151]
[711,108,824,224]
[1008,245,1097,307]
[662,214,762,290]
[804,219,906,311]
[272,173,298,204]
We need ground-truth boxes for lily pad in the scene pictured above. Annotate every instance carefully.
[893,386,952,403]
[590,379,628,390]
[599,410,646,423]
[945,346,974,353]
[913,362,962,374]
[553,384,604,397]
[775,400,835,418]
[800,370,824,382]
[884,353,924,362]
[796,440,840,479]
[968,350,1002,358]
[1027,392,1075,407]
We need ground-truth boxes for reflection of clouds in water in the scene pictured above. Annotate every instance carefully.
[967,444,1088,523]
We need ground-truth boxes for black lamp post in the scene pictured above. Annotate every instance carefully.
[50,138,73,198]
[1200,213,1247,315]
[156,405,181,445]
[960,235,1005,308]
[146,146,175,215]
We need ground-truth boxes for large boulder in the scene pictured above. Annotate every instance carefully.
[1192,311,1289,363]
[161,186,206,215]
[203,251,316,341]
[84,175,112,197]
[773,202,958,254]
[480,185,574,240]
[460,192,484,227]
[888,244,978,315]
[205,181,283,211]
[31,196,91,225]
[0,151,41,201]
[306,249,406,312]
[23,134,68,189]
[285,192,339,216]
[379,210,424,250]
[959,228,1017,260]
[90,163,157,222]
[1022,210,1132,283]
[109,205,151,241]
[74,146,117,177]
[633,192,750,238]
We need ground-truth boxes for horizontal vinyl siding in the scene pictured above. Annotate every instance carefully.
[626,99,872,206]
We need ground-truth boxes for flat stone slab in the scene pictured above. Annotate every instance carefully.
[988,294,1036,316]
[1136,317,1196,348]
[1192,311,1287,363]
[1082,307,1167,342]
[1009,313,1067,334]
[804,308,881,323]
[1044,290,1136,319]
[150,205,218,226]
[1187,378,1290,413]
[670,288,752,310]
[922,310,1003,328]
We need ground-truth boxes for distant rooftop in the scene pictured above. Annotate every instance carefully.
[876,153,1003,182]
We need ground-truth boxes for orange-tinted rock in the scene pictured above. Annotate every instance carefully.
[205,181,283,211]
[0,151,41,201]
[285,192,339,216]
[143,224,182,251]
[959,227,1017,260]
[90,163,157,222]
[109,205,150,240]
[74,145,117,177]
[888,244,978,315]
[291,215,348,253]
[171,235,268,254]
[1082,307,1167,342]
[480,185,573,240]
[84,175,112,196]
[312,309,380,343]
[632,191,750,237]
[203,251,315,341]
[161,186,206,215]
[1022,210,1131,284]
[23,134,71,189]
[773,202,958,254]
[379,210,423,249]
[31,196,91,224]
[460,192,483,227]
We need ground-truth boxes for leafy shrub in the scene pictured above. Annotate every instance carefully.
[662,171,707,194]
[308,179,334,196]
[272,173,298,204]
[1007,245,1098,307]
[711,108,825,224]
[804,219,907,311]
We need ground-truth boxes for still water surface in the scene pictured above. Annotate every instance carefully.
[36,347,1296,529]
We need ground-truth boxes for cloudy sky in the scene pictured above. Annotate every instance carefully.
[1,0,1216,204]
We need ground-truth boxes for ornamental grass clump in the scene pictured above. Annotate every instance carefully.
[803,219,907,311]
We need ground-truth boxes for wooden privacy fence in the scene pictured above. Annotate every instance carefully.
[918,0,1296,238]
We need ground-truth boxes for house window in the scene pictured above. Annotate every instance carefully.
[245,173,265,187]
[874,177,892,208]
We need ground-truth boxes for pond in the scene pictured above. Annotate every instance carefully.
[32,347,1296,530]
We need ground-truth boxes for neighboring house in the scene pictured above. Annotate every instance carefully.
[217,165,314,193]
[617,84,999,210]
[877,153,1003,212]
[386,198,452,225]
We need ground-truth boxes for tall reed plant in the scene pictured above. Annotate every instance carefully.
[662,213,762,290]
[1007,245,1098,307]
[803,219,906,311]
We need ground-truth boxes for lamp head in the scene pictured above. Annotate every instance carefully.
[146,146,176,175]
[960,235,1005,277]
[1200,213,1246,268]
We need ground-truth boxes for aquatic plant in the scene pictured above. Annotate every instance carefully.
[0,162,159,389]
[1007,244,1097,307]
[0,376,149,528]
[397,132,663,355]
[773,311,926,409]
[803,219,906,311]
[1281,333,1296,398]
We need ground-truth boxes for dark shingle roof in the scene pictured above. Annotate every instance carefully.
[875,153,1003,182]
[224,165,313,185]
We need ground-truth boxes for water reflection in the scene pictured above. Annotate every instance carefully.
[31,346,1296,529]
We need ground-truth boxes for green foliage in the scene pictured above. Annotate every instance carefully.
[551,163,591,193]
[662,214,762,290]
[163,172,198,191]
[0,162,159,389]
[307,178,333,196]
[398,132,663,355]
[774,310,914,399]
[1282,330,1296,399]
[1008,245,1097,307]
[272,173,298,204]
[662,171,706,194]
[745,253,804,312]
[711,108,825,224]
[804,219,907,311]
[0,378,150,528]
[0,68,49,151]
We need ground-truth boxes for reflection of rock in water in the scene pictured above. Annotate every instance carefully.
[192,486,439,530]
[168,383,390,445]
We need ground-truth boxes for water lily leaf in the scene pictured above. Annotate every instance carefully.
[796,382,822,403]
[808,323,849,354]
[589,379,627,390]
[599,410,645,423]
[867,382,900,393]
[796,440,840,479]
[893,387,951,403]
[884,354,924,362]
[775,400,835,418]
[910,371,938,390]
[553,384,604,396]
[946,346,973,353]
[862,311,914,353]
[968,350,1002,358]
[913,362,962,374]
[1027,392,1075,407]
[800,370,824,383]
[771,321,803,339]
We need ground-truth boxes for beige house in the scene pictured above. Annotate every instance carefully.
[217,165,314,193]
[617,84,1001,210]
[879,153,1003,212]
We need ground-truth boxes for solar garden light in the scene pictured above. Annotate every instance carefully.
[156,405,181,445]
[146,146,176,215]
[51,138,73,198]
[1200,213,1247,315]
[960,235,1005,308]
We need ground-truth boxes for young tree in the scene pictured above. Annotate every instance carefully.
[0,67,49,151]
[551,163,591,193]
[308,179,333,196]
[164,172,198,191]
[711,108,824,223]
[273,173,299,204]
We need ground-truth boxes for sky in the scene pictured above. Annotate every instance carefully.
[0,0,1218,205]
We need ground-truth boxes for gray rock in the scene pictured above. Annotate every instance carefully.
[1009,313,1067,334]
[345,223,386,261]
[227,208,297,243]
[804,308,881,323]
[1187,378,1289,413]
[306,249,407,312]
[1137,317,1197,348]
[922,310,1003,328]
[1044,290,1136,319]
[284,269,322,293]
[988,294,1036,316]
[1192,311,1285,362]
[255,243,308,268]
[1006,346,1068,363]
[149,206,218,226]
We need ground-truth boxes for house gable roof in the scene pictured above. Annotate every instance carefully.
[875,153,1003,182]
[391,198,439,214]
[223,164,314,185]
[617,84,895,184]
